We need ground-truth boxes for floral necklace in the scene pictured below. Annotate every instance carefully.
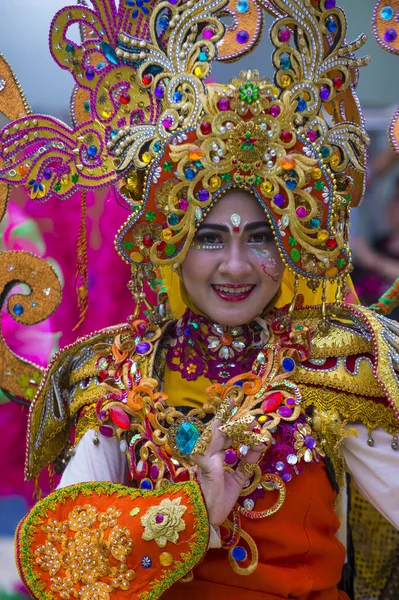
[165,309,264,382]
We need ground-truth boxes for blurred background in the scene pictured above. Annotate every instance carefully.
[1,1,399,597]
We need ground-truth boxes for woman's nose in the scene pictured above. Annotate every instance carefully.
[218,244,253,278]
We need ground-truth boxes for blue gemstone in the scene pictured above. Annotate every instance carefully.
[110,129,119,139]
[381,6,394,20]
[86,67,95,80]
[282,357,296,372]
[13,304,24,316]
[176,422,200,454]
[184,327,191,336]
[297,99,307,111]
[173,91,183,102]
[199,51,208,62]
[326,19,337,32]
[234,381,244,387]
[286,179,297,189]
[141,556,152,568]
[43,168,52,180]
[88,145,98,157]
[31,302,38,308]
[153,141,161,152]
[168,214,179,225]
[198,189,210,201]
[310,218,321,229]
[280,57,291,70]
[101,41,120,65]
[232,546,247,561]
[320,146,331,158]
[65,43,75,54]
[185,169,196,180]
[140,479,152,489]
[159,16,169,29]
[236,0,249,13]
[96,61,107,70]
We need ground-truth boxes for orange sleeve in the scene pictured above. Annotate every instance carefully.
[15,480,209,600]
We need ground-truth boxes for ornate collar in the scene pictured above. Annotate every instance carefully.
[165,309,264,382]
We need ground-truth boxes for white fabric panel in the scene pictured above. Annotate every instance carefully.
[342,424,399,530]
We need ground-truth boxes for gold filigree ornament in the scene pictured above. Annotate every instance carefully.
[141,497,187,547]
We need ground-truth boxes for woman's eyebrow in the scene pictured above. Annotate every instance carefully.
[198,221,270,233]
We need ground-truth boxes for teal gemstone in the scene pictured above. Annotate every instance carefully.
[236,0,249,13]
[176,422,200,454]
[280,57,291,70]
[381,6,394,20]
[65,43,75,54]
[310,218,321,229]
[199,51,208,62]
[320,146,331,158]
[101,41,119,65]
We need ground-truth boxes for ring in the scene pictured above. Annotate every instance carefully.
[191,424,212,456]
[237,461,258,477]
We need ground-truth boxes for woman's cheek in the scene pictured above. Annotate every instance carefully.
[250,247,281,283]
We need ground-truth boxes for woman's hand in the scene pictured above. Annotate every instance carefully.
[191,418,265,528]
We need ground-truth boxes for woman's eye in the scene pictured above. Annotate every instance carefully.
[248,231,273,244]
[196,233,223,245]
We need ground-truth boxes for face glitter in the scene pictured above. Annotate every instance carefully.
[251,247,280,283]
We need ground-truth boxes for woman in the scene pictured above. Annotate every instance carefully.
[1,1,399,599]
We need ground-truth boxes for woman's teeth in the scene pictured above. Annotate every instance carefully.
[213,285,254,295]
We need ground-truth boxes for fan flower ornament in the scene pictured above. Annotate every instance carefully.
[141,497,187,547]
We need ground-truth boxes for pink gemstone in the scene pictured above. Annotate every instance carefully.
[155,513,164,524]
[150,465,159,479]
[178,198,189,210]
[279,29,291,43]
[163,117,173,129]
[307,129,317,142]
[137,323,147,335]
[110,407,131,429]
[202,28,214,39]
[217,98,230,111]
[224,448,238,465]
[296,207,307,219]
[270,105,281,118]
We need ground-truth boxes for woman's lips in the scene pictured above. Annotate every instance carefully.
[211,284,256,303]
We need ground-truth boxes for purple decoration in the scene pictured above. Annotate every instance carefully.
[305,435,316,449]
[273,194,285,207]
[217,98,230,111]
[137,323,147,335]
[296,206,307,219]
[43,168,52,180]
[319,86,330,101]
[278,29,291,43]
[150,464,159,479]
[270,105,281,118]
[282,472,292,482]
[279,406,293,418]
[198,189,210,201]
[162,117,173,129]
[286,397,295,406]
[85,67,95,81]
[307,129,317,142]
[154,86,164,99]
[99,425,114,437]
[224,448,238,464]
[236,30,249,44]
[136,341,151,354]
[202,28,214,39]
[155,513,164,523]
[384,28,398,43]
[324,0,336,8]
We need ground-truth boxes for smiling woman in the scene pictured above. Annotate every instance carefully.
[181,190,283,326]
[2,1,399,600]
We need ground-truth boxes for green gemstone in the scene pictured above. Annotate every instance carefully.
[314,180,325,191]
[255,176,262,185]
[165,243,176,256]
[53,182,61,192]
[123,241,133,250]
[288,236,297,246]
[163,161,174,172]
[145,211,156,222]
[176,422,200,454]
[290,248,301,262]
[336,258,346,268]
[221,173,232,182]
[71,173,79,183]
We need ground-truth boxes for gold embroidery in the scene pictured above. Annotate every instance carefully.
[34,503,135,599]
[74,404,100,446]
[300,385,399,435]
[141,497,187,547]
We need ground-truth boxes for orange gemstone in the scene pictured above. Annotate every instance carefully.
[220,333,233,346]
[18,164,27,177]
[279,155,296,170]
[188,145,205,160]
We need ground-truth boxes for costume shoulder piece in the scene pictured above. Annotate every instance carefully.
[26,323,131,481]
[292,304,399,436]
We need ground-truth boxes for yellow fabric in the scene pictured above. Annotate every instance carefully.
[161,267,359,319]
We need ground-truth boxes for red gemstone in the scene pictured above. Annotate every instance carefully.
[157,240,166,252]
[332,76,343,89]
[143,235,153,247]
[98,370,109,381]
[200,122,212,135]
[110,407,131,429]
[142,74,152,86]
[262,391,284,413]
[281,130,293,143]
[120,92,130,104]
[233,226,240,232]
[326,237,337,248]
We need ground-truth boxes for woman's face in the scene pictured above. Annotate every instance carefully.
[181,190,284,326]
